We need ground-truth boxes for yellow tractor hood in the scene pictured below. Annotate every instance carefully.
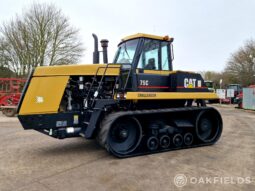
[33,64,121,77]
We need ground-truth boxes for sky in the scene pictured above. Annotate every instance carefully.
[0,0,255,72]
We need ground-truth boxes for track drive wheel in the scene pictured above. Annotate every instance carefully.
[107,116,142,156]
[196,109,222,143]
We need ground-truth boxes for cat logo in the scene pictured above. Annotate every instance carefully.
[184,78,196,88]
[36,96,44,103]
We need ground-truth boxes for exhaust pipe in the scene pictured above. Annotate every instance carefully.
[92,33,99,64]
[100,39,109,64]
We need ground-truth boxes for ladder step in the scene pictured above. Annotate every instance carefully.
[93,108,103,111]
[86,108,102,112]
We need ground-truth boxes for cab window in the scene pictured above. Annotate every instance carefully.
[114,39,139,64]
[137,39,170,71]
[161,42,170,70]
[137,39,160,70]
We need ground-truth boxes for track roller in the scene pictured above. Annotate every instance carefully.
[159,135,170,149]
[147,136,159,151]
[173,134,183,147]
[184,133,193,146]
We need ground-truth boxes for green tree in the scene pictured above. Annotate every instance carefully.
[225,39,255,86]
[0,3,84,77]
[0,66,15,77]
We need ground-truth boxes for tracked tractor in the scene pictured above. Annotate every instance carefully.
[17,33,222,157]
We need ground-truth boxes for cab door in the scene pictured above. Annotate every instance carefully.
[136,39,171,92]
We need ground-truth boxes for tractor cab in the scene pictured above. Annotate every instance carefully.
[113,33,174,72]
[111,34,176,92]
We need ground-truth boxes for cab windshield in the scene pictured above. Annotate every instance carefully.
[114,39,139,64]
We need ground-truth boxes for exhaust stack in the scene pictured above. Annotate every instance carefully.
[100,39,109,64]
[92,33,99,64]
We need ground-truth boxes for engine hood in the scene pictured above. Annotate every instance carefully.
[33,64,121,77]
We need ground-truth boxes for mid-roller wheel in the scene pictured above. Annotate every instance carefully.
[147,136,159,151]
[184,133,193,146]
[159,135,170,149]
[173,134,183,147]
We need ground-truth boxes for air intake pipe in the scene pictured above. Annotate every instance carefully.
[100,39,109,64]
[92,33,99,64]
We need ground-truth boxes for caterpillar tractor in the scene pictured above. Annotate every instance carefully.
[17,33,222,158]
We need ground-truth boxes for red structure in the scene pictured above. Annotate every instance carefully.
[0,78,26,117]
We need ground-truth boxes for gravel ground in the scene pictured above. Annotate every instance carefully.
[0,105,254,191]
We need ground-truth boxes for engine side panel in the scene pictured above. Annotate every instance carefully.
[19,76,69,115]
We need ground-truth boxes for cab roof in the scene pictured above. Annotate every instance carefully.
[121,33,174,42]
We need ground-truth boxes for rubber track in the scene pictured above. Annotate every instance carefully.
[97,106,223,158]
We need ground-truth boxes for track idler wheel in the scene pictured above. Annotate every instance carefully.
[107,117,142,156]
[196,109,223,143]
[147,136,159,151]
[173,134,183,147]
[159,135,170,149]
[184,133,193,146]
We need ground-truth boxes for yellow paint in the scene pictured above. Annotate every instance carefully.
[142,70,170,75]
[122,33,174,42]
[125,92,219,100]
[142,70,196,75]
[33,64,120,77]
[187,84,193,88]
[19,76,69,115]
